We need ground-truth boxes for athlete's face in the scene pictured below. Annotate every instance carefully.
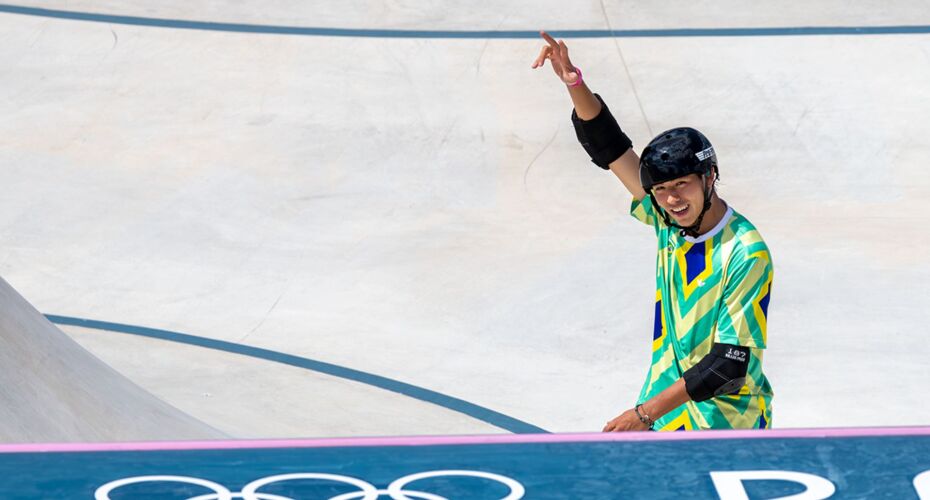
[651,174,709,226]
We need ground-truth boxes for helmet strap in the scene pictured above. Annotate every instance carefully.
[682,181,714,238]
[650,192,675,229]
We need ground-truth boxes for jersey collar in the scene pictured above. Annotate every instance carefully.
[683,202,733,244]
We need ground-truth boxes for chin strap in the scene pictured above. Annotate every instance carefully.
[651,175,714,238]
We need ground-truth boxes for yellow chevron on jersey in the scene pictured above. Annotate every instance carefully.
[758,395,771,429]
[658,409,695,431]
[752,265,774,344]
[630,195,774,430]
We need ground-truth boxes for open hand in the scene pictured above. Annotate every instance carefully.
[531,31,581,86]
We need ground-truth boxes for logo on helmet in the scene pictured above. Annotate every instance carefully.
[695,146,715,162]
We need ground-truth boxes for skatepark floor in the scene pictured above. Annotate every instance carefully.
[1,1,929,441]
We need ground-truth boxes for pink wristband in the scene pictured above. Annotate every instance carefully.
[568,66,583,87]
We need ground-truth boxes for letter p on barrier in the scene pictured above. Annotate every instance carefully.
[710,470,836,500]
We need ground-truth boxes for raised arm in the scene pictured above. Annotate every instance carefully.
[532,31,646,200]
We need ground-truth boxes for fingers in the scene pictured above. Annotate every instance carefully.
[558,40,574,67]
[558,40,578,78]
[540,31,564,61]
[603,410,650,433]
[540,32,573,70]
[536,30,578,82]
[540,31,559,48]
[531,45,551,69]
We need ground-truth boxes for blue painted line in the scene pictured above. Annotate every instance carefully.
[45,314,548,435]
[2,4,929,39]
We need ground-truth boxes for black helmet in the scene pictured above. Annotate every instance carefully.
[639,127,719,238]
[639,127,717,192]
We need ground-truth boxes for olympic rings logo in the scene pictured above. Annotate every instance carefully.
[95,470,525,500]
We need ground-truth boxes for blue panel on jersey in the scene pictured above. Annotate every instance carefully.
[759,283,772,317]
[653,299,663,340]
[684,243,707,284]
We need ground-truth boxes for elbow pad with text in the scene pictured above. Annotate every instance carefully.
[683,343,750,402]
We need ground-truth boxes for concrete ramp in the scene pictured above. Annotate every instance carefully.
[0,276,225,442]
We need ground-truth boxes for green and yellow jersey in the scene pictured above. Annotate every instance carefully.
[631,196,774,430]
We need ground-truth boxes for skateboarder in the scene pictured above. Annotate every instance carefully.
[533,32,774,431]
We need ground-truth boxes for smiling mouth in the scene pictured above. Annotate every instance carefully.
[670,205,690,218]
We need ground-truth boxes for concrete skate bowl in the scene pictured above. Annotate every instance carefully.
[0,1,929,442]
[0,276,224,442]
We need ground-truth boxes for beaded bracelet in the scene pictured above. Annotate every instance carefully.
[634,404,655,430]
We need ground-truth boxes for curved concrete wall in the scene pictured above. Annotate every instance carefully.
[0,276,225,442]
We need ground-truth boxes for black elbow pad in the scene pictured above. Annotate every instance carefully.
[571,94,633,170]
[683,343,750,402]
